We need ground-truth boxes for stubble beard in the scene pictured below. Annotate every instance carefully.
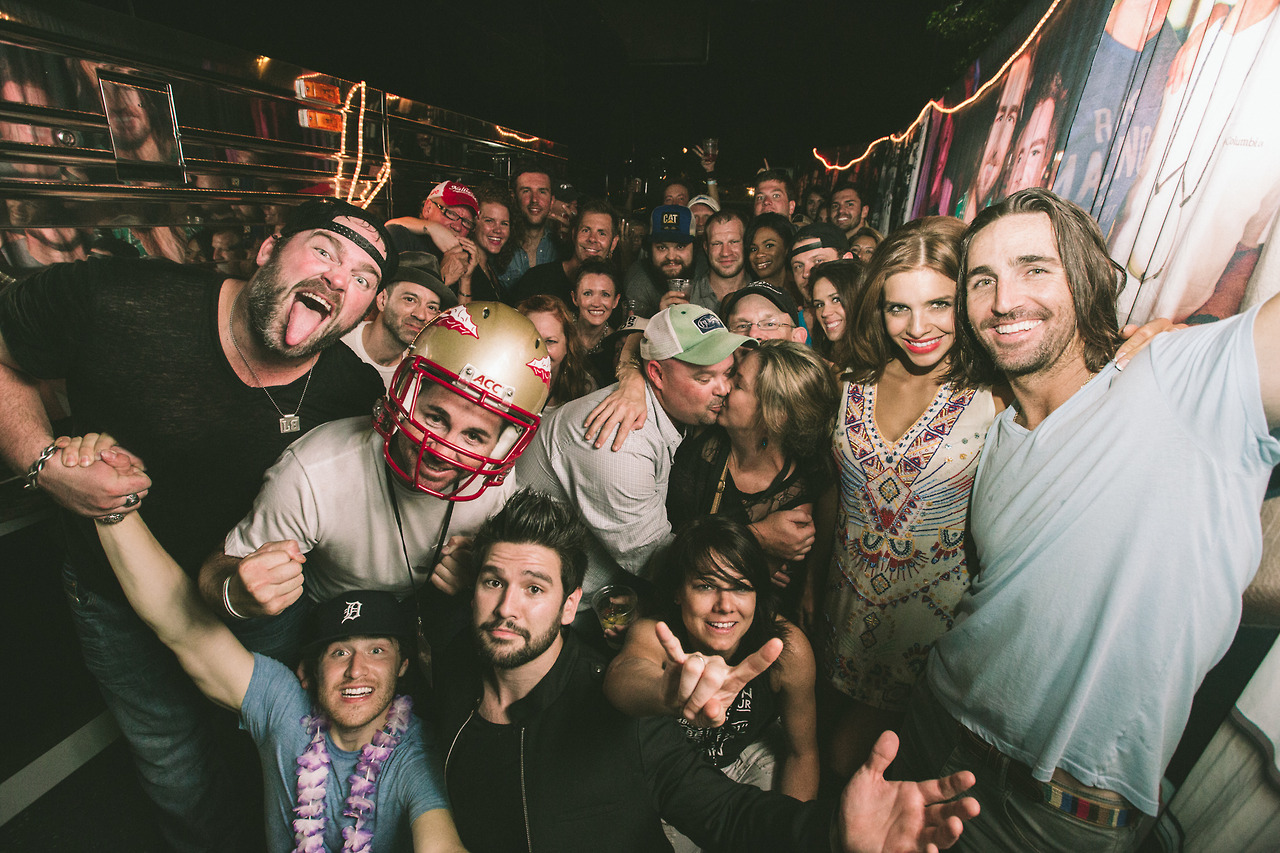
[984,312,1080,379]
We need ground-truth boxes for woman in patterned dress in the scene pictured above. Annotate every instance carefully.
[808,216,1001,776]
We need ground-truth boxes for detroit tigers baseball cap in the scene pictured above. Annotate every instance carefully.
[303,590,414,653]
[641,304,754,366]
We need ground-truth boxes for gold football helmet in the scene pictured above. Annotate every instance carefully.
[375,302,550,499]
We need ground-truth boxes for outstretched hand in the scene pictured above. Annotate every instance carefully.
[837,731,979,853]
[654,621,783,728]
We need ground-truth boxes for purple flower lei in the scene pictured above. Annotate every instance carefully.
[292,695,413,853]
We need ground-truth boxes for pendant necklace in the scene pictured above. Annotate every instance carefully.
[228,291,315,433]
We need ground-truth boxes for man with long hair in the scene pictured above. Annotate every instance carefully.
[897,188,1280,851]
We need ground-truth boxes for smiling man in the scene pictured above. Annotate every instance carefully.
[201,303,551,657]
[0,197,391,852]
[895,188,1280,851]
[509,198,621,307]
[93,508,467,853]
[498,166,561,292]
[343,251,458,389]
[624,204,698,318]
[434,488,979,853]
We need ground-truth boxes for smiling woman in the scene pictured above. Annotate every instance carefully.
[603,516,821,841]
[744,213,795,296]
[811,216,999,777]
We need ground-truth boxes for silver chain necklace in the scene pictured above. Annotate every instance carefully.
[228,291,315,433]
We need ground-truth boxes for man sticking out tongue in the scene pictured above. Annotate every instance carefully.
[228,199,398,388]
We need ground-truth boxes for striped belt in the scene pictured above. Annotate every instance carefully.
[1039,781,1134,828]
[958,724,1138,829]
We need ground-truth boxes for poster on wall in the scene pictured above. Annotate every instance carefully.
[930,0,1102,226]
[1105,0,1280,325]
[818,0,1280,328]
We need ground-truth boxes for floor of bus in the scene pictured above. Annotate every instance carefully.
[2,495,1275,852]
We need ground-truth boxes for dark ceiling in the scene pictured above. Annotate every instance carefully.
[78,0,1024,192]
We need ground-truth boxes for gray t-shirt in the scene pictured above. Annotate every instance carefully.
[226,417,513,601]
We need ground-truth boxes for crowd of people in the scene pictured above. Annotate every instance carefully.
[1,156,1277,853]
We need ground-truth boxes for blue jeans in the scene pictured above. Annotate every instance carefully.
[893,681,1153,853]
[62,565,253,853]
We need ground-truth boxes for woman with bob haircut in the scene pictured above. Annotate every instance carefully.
[604,516,820,849]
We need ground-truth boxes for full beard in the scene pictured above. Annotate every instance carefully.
[245,258,348,359]
[660,259,692,283]
[474,616,560,669]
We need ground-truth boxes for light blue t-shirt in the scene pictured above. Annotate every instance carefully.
[240,654,449,853]
[928,306,1280,814]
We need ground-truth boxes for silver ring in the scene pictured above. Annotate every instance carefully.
[123,493,141,508]
[96,512,126,525]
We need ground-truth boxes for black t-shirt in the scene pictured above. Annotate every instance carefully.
[0,258,383,596]
[444,712,529,852]
[509,261,572,308]
[469,264,502,304]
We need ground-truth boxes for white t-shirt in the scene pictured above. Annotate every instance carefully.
[226,416,513,601]
[342,321,400,391]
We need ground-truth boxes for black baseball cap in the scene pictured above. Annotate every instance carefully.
[719,282,801,325]
[280,198,398,284]
[302,590,414,654]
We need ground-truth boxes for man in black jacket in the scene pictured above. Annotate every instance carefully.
[434,489,979,853]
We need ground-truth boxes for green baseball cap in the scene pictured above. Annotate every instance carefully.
[640,304,754,366]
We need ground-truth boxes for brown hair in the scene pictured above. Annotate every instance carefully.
[845,216,967,385]
[808,259,866,369]
[516,295,594,405]
[948,188,1122,388]
[473,180,517,272]
[751,341,839,462]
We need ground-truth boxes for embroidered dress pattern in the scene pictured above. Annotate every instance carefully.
[824,381,994,710]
